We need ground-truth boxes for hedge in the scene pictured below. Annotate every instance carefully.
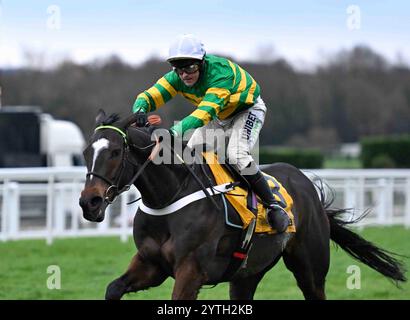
[258,147,324,169]
[361,135,410,168]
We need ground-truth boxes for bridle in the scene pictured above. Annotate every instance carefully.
[86,125,158,204]
[86,124,221,210]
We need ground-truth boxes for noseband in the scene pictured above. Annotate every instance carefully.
[86,125,158,204]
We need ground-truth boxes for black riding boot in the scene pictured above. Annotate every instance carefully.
[245,167,291,233]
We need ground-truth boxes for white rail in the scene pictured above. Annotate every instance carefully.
[0,167,409,244]
[0,167,140,244]
[303,169,410,227]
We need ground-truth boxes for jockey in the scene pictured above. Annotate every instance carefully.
[132,34,291,233]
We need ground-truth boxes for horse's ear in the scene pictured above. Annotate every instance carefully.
[95,109,106,125]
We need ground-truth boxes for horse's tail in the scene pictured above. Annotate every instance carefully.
[314,178,407,285]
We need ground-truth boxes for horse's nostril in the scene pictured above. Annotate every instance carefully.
[90,196,103,208]
[79,197,88,209]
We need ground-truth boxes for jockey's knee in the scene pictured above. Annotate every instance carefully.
[226,150,255,174]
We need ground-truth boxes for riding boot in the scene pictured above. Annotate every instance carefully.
[245,166,291,233]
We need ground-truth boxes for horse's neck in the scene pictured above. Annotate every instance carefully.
[127,128,201,208]
[134,161,189,208]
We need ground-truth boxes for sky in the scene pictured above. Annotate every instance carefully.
[1,0,410,70]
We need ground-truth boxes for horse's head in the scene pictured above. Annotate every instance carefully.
[79,110,147,222]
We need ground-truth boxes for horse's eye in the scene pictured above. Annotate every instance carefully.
[111,149,121,158]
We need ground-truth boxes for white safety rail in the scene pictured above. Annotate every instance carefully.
[0,167,409,244]
[0,167,140,244]
[303,169,410,228]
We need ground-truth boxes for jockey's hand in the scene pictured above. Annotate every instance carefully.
[134,112,147,127]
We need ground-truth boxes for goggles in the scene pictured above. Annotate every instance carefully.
[173,63,200,75]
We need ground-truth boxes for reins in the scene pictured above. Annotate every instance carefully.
[161,140,221,210]
[86,124,222,211]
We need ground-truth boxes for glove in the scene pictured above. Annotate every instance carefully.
[134,112,147,127]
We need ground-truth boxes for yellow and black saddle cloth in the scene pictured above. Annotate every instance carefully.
[202,151,296,235]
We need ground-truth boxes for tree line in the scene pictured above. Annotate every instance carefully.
[2,45,410,149]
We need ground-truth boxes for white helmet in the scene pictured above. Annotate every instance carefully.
[167,34,206,62]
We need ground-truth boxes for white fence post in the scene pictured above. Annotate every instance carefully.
[1,181,20,241]
[357,177,365,214]
[1,180,9,241]
[344,178,356,210]
[386,178,394,225]
[46,175,55,245]
[71,181,80,235]
[54,184,65,234]
[405,178,410,228]
[7,182,20,240]
[120,193,129,243]
[377,178,388,225]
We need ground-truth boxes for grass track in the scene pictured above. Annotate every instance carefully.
[0,226,409,300]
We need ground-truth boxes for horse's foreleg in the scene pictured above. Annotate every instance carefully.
[105,253,167,300]
[172,254,206,300]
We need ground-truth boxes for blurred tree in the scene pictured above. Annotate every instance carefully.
[2,46,410,147]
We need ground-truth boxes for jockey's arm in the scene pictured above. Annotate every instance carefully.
[132,72,178,113]
[170,87,230,137]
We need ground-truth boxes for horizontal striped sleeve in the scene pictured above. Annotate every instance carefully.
[153,83,171,102]
[132,72,179,113]
[203,87,230,105]
[132,92,151,113]
[146,86,165,109]
[218,103,239,119]
[182,92,203,106]
[157,77,178,98]
[189,95,221,125]
[197,105,218,122]
[198,101,221,117]
[172,116,204,136]
[206,88,230,101]
[171,94,226,136]
[191,109,213,124]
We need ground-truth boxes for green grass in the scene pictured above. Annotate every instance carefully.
[1,226,409,300]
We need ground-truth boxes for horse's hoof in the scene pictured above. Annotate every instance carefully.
[105,279,125,300]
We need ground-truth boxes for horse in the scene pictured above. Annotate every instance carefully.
[79,110,406,300]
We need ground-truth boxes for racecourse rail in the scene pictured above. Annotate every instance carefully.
[1,167,410,244]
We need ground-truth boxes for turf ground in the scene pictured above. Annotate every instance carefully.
[0,226,409,300]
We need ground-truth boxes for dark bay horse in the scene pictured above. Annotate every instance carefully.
[79,111,406,300]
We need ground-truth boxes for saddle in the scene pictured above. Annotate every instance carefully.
[202,151,296,234]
